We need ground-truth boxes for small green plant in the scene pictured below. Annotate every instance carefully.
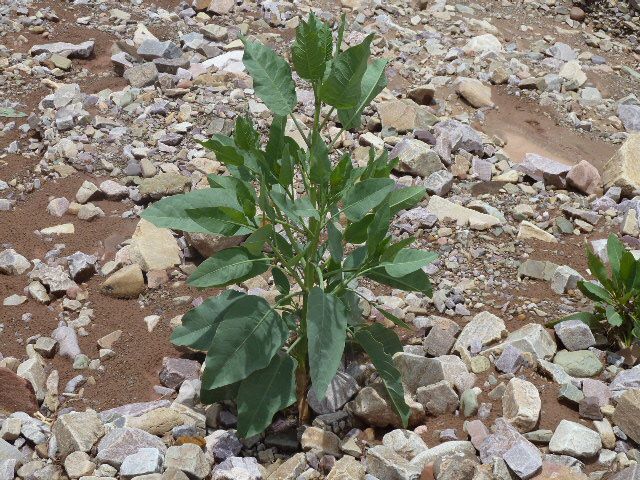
[142,13,436,437]
[555,234,640,348]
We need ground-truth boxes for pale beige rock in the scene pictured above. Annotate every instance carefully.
[603,134,640,197]
[377,99,437,133]
[126,407,183,436]
[301,427,341,457]
[326,455,366,480]
[130,219,181,272]
[566,160,602,195]
[517,221,557,243]
[40,223,75,235]
[100,264,145,299]
[456,78,494,108]
[426,195,501,230]
[612,389,640,444]
[503,378,541,432]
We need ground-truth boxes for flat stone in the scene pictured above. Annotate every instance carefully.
[517,221,557,243]
[130,219,181,272]
[426,195,501,230]
[301,427,341,457]
[416,380,459,415]
[454,311,506,357]
[548,420,601,458]
[462,34,503,54]
[139,173,190,200]
[0,249,30,275]
[326,455,365,480]
[550,266,583,294]
[124,63,159,88]
[554,320,595,351]
[517,260,559,281]
[503,378,541,433]
[394,352,473,394]
[503,438,543,479]
[378,99,438,133]
[120,448,163,478]
[30,40,94,58]
[164,444,210,479]
[517,153,571,184]
[126,407,182,435]
[456,78,494,108]
[365,445,422,479]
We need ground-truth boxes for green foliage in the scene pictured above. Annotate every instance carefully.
[551,234,640,347]
[141,14,437,437]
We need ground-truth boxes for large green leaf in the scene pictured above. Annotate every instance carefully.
[188,246,271,288]
[344,214,373,244]
[367,267,433,295]
[355,324,409,427]
[578,280,614,304]
[384,249,438,277]
[309,132,331,185]
[242,39,297,116]
[200,135,245,167]
[545,311,598,328]
[307,287,349,398]
[291,12,333,81]
[327,221,344,262]
[201,295,288,389]
[200,382,240,404]
[587,247,611,289]
[388,186,426,215]
[605,306,624,327]
[236,353,297,438]
[342,178,395,222]
[234,116,261,151]
[186,207,254,236]
[270,188,319,223]
[338,58,388,129]
[171,290,246,351]
[607,234,624,278]
[140,189,243,234]
[366,200,391,256]
[319,35,373,109]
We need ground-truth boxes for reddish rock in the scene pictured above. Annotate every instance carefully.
[569,6,586,21]
[566,160,602,195]
[0,368,39,414]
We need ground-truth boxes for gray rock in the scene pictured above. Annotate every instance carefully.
[124,63,159,88]
[502,439,542,479]
[0,249,30,275]
[416,381,459,415]
[120,448,163,478]
[393,353,473,395]
[96,427,167,468]
[424,170,454,196]
[411,441,476,469]
[434,119,484,156]
[553,350,603,377]
[491,324,556,361]
[495,345,525,374]
[365,445,422,480]
[618,104,640,132]
[52,410,104,459]
[28,264,76,296]
[610,365,640,400]
[550,266,582,294]
[205,430,242,462]
[137,40,182,60]
[382,429,428,460]
[548,420,602,458]
[390,139,445,178]
[210,457,262,480]
[159,358,200,390]
[165,444,210,479]
[30,41,95,58]
[553,320,596,351]
[308,371,359,415]
[66,252,97,282]
[517,153,570,185]
[352,384,424,428]
[0,439,24,465]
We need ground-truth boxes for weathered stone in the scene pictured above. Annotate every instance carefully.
[553,350,603,377]
[351,383,424,428]
[210,457,262,480]
[426,196,501,230]
[120,448,163,478]
[610,365,640,399]
[390,139,444,177]
[491,323,556,361]
[184,232,245,258]
[517,153,570,184]
[566,160,602,195]
[502,439,542,479]
[612,389,640,444]
[101,264,145,299]
[52,325,82,359]
[126,407,183,435]
[495,345,525,374]
[560,60,587,90]
[326,455,365,480]
[66,252,97,282]
[378,99,437,133]
[548,420,601,458]
[164,444,210,479]
[63,451,95,479]
[0,249,30,275]
[550,266,582,294]
[205,430,242,462]
[365,445,422,479]
[124,62,159,88]
[130,220,181,272]
[502,378,541,433]
[308,371,359,415]
[412,441,476,469]
[16,359,46,402]
[456,78,494,108]
[394,352,473,395]
[454,311,506,356]
[159,358,200,390]
[618,104,640,132]
[52,410,104,459]
[462,34,503,54]
[408,85,435,105]
[30,41,95,58]
[137,39,181,60]
[76,181,99,204]
[96,427,167,468]
[603,135,640,197]
[267,452,307,480]
[28,264,76,295]
[0,439,24,466]
[553,320,595,351]
[301,427,341,457]
[99,180,129,199]
[139,174,190,200]
[517,221,557,243]
[416,380,459,415]
[424,170,454,196]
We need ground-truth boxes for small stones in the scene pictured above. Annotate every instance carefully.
[549,420,602,458]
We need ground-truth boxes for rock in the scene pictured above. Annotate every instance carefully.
[208,0,234,14]
[462,34,503,54]
[382,429,428,459]
[610,365,640,399]
[124,63,159,88]
[569,6,586,21]
[52,325,82,359]
[205,430,242,462]
[52,410,104,459]
[460,388,479,416]
[301,427,341,457]
[553,320,595,351]
[0,249,30,275]
[495,345,525,374]
[137,39,181,60]
[424,170,454,196]
[40,223,75,235]
[159,358,200,390]
[394,353,473,395]
[423,316,460,356]
[0,439,24,466]
[164,444,210,479]
[426,195,501,230]
[99,180,129,199]
[267,452,307,479]
[352,383,424,428]
[47,197,70,217]
[76,181,99,204]
[566,160,602,195]
[30,41,94,58]
[612,389,640,444]
[210,457,262,480]
[603,134,640,197]
[326,455,365,480]
[29,264,76,295]
[16,359,46,401]
[502,378,541,432]
[456,78,494,108]
[454,311,506,358]
[377,99,437,133]
[139,173,190,200]
[184,232,245,258]
[130,219,181,272]
[560,61,587,90]
[609,465,640,480]
[517,221,557,243]
[548,420,602,458]
[408,85,436,105]
[96,427,167,468]
[63,451,95,478]
[618,104,640,132]
[67,252,97,282]
[365,445,422,479]
[0,368,38,415]
[390,139,444,177]
[101,264,145,299]
[492,324,556,361]
[553,350,603,377]
[502,439,543,479]
[308,371,359,415]
[550,266,582,294]
[126,407,182,435]
[517,153,571,184]
[411,441,476,468]
[120,448,163,478]
[416,380,459,415]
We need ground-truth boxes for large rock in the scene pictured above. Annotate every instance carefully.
[52,410,105,459]
[553,320,595,351]
[612,389,640,444]
[453,311,507,357]
[517,153,571,184]
[130,219,181,272]
[462,34,503,54]
[96,427,167,468]
[308,371,359,415]
[351,383,424,428]
[100,264,145,299]
[365,445,422,479]
[165,444,210,479]
[502,378,541,432]
[390,139,444,177]
[603,134,640,197]
[0,368,38,415]
[553,350,603,377]
[489,323,556,361]
[0,249,30,275]
[517,221,557,243]
[426,195,502,230]
[326,455,365,480]
[184,232,245,258]
[566,160,602,195]
[377,99,437,133]
[548,420,601,458]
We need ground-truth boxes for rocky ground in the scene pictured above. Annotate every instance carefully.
[1,0,640,479]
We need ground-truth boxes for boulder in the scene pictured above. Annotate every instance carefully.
[101,264,145,299]
[0,249,30,275]
[502,378,541,432]
[52,410,105,459]
[96,427,167,468]
[553,320,595,351]
[426,195,502,230]
[553,350,603,377]
[377,99,438,133]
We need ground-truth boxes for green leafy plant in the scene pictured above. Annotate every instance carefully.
[553,234,640,348]
[142,13,436,437]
